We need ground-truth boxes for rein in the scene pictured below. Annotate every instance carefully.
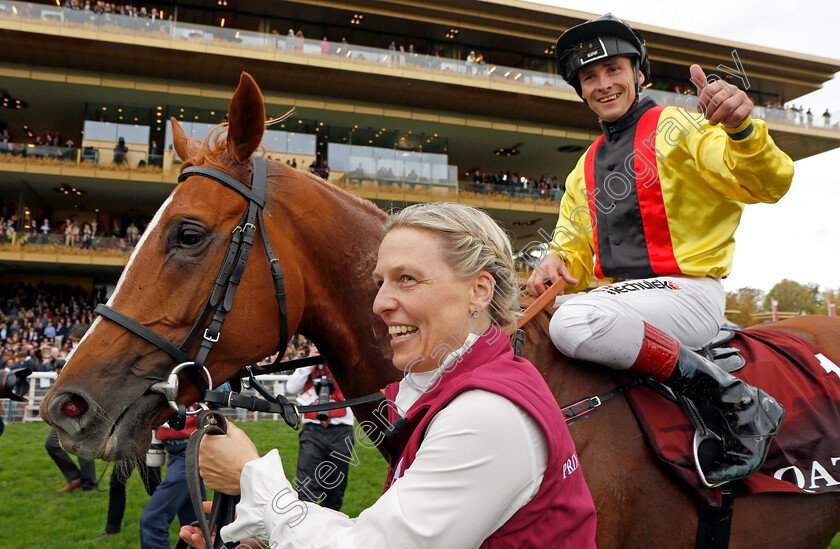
[93,154,296,549]
[94,156,637,547]
[95,154,291,417]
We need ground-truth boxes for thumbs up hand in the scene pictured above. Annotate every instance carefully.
[690,64,753,129]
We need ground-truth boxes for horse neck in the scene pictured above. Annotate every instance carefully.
[275,173,398,397]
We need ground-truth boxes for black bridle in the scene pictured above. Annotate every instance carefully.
[94,154,384,549]
[93,154,289,549]
[95,153,290,410]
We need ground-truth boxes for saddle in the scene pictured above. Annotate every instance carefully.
[624,327,840,506]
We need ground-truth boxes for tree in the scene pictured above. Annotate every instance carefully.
[764,279,817,315]
[821,287,840,316]
[726,287,765,327]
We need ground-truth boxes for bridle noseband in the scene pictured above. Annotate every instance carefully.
[94,153,290,415]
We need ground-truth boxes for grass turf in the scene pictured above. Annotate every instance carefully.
[0,421,387,547]
[4,421,840,548]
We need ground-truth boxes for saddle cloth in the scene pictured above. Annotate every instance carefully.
[624,327,840,506]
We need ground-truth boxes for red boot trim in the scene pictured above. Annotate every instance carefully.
[630,322,680,382]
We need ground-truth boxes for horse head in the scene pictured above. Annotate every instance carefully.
[41,73,396,460]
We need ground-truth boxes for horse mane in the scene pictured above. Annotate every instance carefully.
[179,123,235,172]
[179,110,295,173]
[294,168,389,223]
[520,302,553,344]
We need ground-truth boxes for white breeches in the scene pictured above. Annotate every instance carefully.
[548,276,726,369]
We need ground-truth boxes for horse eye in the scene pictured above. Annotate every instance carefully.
[178,228,204,247]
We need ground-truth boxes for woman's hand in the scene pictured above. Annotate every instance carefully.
[198,420,260,495]
[180,501,265,549]
[179,501,214,549]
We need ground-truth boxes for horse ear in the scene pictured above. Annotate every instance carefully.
[170,117,190,161]
[226,72,265,163]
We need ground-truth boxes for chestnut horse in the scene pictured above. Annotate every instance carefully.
[41,73,840,548]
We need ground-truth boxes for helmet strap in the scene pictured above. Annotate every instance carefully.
[633,58,642,105]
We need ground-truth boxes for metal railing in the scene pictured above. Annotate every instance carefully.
[0,371,294,424]
[0,233,138,252]
[461,182,563,202]
[0,142,170,172]
[1,0,833,133]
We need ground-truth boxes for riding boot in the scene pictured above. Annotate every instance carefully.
[628,322,785,486]
[663,346,785,486]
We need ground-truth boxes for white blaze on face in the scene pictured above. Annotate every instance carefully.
[65,195,176,363]
[65,316,101,362]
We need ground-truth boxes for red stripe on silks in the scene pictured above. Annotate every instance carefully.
[633,106,682,275]
[584,135,606,280]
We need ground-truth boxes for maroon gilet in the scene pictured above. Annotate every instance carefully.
[382,331,597,549]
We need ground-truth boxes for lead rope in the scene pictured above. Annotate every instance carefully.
[188,410,236,549]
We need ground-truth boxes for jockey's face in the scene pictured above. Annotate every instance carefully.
[579,56,643,122]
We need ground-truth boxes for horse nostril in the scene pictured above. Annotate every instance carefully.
[60,394,88,418]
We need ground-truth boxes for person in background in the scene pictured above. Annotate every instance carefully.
[46,427,99,492]
[40,218,50,243]
[90,220,98,249]
[99,453,161,538]
[148,140,161,167]
[139,404,205,549]
[126,222,139,245]
[113,137,128,165]
[285,345,355,511]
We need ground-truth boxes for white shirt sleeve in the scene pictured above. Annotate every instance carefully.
[220,390,548,549]
[285,365,315,395]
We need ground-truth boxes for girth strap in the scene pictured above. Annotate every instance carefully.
[560,378,644,423]
[695,488,734,549]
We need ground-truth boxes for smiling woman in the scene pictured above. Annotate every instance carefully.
[372,202,521,374]
[182,202,598,549]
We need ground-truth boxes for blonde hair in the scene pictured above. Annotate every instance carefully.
[385,202,520,329]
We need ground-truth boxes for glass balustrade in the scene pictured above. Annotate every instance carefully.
[1,0,832,133]
[0,142,169,172]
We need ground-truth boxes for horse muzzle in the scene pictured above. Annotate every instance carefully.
[41,384,159,460]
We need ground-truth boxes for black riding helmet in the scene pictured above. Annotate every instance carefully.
[555,13,650,99]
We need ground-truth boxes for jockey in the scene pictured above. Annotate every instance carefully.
[526,13,792,486]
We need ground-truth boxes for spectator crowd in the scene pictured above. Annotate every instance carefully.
[471,170,564,199]
[61,1,169,20]
[0,283,103,373]
[0,200,149,252]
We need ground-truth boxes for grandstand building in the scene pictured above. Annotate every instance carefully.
[1,0,839,292]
